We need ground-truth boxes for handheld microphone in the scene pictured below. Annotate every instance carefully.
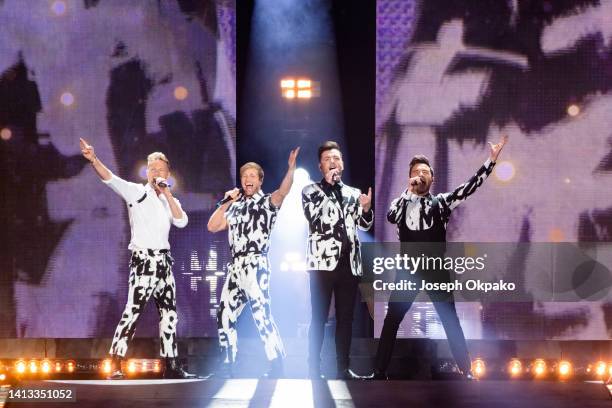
[216,188,243,208]
[410,176,424,186]
[155,177,172,188]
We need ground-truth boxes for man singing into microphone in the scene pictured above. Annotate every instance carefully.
[207,147,299,378]
[302,141,373,379]
[371,135,508,380]
[79,138,195,379]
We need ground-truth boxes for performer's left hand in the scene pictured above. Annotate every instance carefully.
[359,187,372,213]
[288,146,300,169]
[489,134,508,162]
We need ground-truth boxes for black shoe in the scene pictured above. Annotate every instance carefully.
[107,355,124,380]
[337,368,369,380]
[263,358,284,379]
[308,366,326,380]
[163,358,197,379]
[367,369,388,380]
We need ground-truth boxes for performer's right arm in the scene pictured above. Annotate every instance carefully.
[207,188,240,232]
[301,185,331,224]
[80,137,140,202]
[386,189,413,224]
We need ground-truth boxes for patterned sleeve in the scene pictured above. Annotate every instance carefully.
[387,189,411,224]
[440,159,496,211]
[264,194,280,213]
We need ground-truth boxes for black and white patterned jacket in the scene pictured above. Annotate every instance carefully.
[302,181,373,276]
[388,159,495,235]
[225,190,278,258]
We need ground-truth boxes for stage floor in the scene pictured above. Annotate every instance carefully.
[2,379,611,408]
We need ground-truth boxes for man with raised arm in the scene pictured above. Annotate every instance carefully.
[208,147,300,378]
[371,135,508,380]
[79,138,195,380]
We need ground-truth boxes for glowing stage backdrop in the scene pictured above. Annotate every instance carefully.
[376,0,612,339]
[0,0,236,338]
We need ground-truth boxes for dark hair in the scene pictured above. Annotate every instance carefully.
[318,140,341,161]
[409,155,434,177]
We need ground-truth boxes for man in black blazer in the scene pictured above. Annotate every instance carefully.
[302,141,373,379]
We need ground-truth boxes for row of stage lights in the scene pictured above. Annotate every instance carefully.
[2,358,611,382]
[469,358,612,381]
[0,359,162,381]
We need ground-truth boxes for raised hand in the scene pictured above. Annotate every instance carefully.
[79,137,96,163]
[288,147,300,169]
[489,134,508,162]
[359,187,372,212]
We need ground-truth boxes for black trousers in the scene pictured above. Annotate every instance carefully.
[308,253,358,372]
[375,271,471,375]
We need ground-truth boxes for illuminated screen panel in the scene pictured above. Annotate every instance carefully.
[376,0,612,339]
[0,0,236,338]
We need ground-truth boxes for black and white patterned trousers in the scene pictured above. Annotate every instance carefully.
[109,249,178,358]
[217,254,285,363]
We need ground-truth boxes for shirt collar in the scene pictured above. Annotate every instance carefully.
[242,190,264,202]
[320,178,344,191]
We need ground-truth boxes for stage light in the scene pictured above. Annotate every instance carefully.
[532,359,547,378]
[297,79,311,89]
[127,360,137,374]
[558,360,572,378]
[55,361,62,373]
[548,228,564,242]
[281,252,307,272]
[41,360,51,374]
[281,77,314,99]
[471,358,486,379]
[141,360,148,373]
[28,360,38,374]
[494,161,515,182]
[0,128,11,141]
[508,359,522,378]
[153,360,161,373]
[280,79,295,89]
[588,361,605,377]
[297,90,312,99]
[51,1,67,16]
[101,359,112,375]
[294,168,311,186]
[174,86,189,101]
[15,360,26,375]
[66,360,75,373]
[0,373,5,382]
[60,92,74,107]
[567,104,580,117]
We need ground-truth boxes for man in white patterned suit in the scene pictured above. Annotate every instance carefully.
[302,141,373,380]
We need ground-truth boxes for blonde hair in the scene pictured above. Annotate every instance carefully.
[240,162,264,180]
[147,152,170,168]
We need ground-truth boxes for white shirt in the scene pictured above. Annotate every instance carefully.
[103,173,188,250]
